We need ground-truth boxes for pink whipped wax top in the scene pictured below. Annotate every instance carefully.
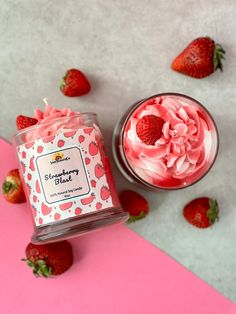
[123,95,217,188]
[24,105,84,142]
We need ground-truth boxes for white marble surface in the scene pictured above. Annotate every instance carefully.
[0,0,236,303]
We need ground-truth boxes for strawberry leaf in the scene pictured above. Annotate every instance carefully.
[60,78,66,89]
[213,43,226,72]
[2,181,13,193]
[207,199,219,224]
[127,211,146,224]
[22,258,52,278]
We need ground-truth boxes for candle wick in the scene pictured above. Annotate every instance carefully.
[43,97,49,106]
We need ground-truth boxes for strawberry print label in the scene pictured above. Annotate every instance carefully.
[17,128,115,226]
[36,147,91,204]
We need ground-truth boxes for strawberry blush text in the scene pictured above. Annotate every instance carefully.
[44,169,80,185]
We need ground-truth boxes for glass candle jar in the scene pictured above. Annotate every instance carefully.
[13,113,128,243]
[112,93,219,190]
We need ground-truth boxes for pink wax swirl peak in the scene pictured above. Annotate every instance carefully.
[25,99,84,142]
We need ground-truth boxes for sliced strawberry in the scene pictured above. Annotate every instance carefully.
[16,115,38,130]
[136,114,165,145]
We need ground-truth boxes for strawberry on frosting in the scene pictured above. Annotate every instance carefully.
[123,95,216,187]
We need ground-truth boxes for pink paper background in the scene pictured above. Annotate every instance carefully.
[0,137,235,314]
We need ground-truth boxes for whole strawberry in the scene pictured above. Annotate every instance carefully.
[183,197,219,228]
[119,190,149,223]
[16,115,38,130]
[60,68,91,97]
[171,37,225,78]
[136,114,165,145]
[2,169,26,203]
[23,241,73,277]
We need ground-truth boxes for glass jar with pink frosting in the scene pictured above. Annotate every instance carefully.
[113,93,219,190]
[13,105,128,243]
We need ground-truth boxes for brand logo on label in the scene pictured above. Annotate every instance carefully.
[50,152,70,164]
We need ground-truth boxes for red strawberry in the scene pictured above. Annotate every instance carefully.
[54,213,61,221]
[41,203,52,215]
[25,141,35,149]
[35,180,41,194]
[42,135,55,143]
[119,190,149,223]
[16,115,38,130]
[64,130,76,138]
[136,115,165,145]
[81,193,95,205]
[78,135,85,143]
[84,127,93,134]
[100,186,110,200]
[2,169,26,203]
[183,197,219,228]
[57,139,65,148]
[59,202,73,210]
[60,68,91,97]
[23,241,73,277]
[85,157,91,165]
[96,202,102,210]
[75,207,82,215]
[37,146,44,153]
[29,156,35,171]
[90,180,97,188]
[95,163,105,179]
[171,37,225,79]
[89,141,98,156]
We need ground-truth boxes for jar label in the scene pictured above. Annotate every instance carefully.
[17,128,116,226]
[35,146,91,204]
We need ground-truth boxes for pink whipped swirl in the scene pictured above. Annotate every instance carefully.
[123,95,215,187]
[25,104,84,142]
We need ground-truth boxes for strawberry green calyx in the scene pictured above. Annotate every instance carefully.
[207,199,219,225]
[213,43,225,72]
[60,76,66,89]
[2,181,15,193]
[60,71,68,89]
[127,211,146,224]
[22,259,52,278]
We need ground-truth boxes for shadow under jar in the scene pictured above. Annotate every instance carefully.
[13,113,128,243]
[112,93,219,190]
